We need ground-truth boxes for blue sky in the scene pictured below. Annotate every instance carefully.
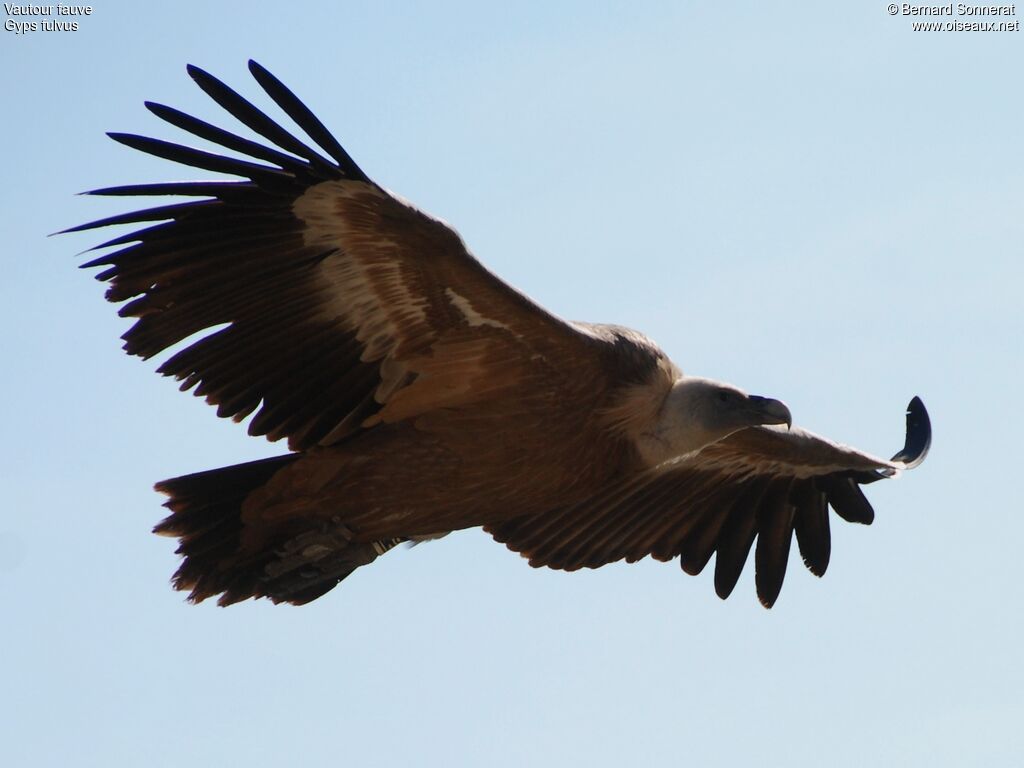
[3,2,1022,766]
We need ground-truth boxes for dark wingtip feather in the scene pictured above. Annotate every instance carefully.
[247,59,369,181]
[676,508,730,577]
[754,500,795,609]
[82,181,257,198]
[793,484,830,577]
[713,511,758,601]
[678,540,715,576]
[144,99,322,176]
[824,477,875,525]
[185,61,336,173]
[106,132,289,182]
[185,62,209,83]
[59,200,219,234]
[892,396,931,468]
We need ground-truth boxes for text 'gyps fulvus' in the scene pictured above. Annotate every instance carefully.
[70,62,930,608]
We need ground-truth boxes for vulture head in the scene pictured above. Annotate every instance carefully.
[640,377,792,464]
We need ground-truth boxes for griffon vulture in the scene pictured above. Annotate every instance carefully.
[70,61,931,608]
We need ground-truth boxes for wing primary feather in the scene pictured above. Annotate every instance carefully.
[60,200,223,233]
[713,482,768,600]
[79,221,177,254]
[84,214,295,264]
[144,101,328,178]
[754,480,796,609]
[83,181,260,198]
[247,60,370,181]
[673,482,754,574]
[822,476,875,525]
[676,511,729,575]
[185,64,338,175]
[106,133,291,183]
[792,482,830,577]
[891,396,931,468]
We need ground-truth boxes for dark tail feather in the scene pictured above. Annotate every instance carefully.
[154,454,403,606]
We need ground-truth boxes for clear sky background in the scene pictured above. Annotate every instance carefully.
[2,2,1021,766]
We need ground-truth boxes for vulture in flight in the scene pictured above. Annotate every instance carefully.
[71,61,931,609]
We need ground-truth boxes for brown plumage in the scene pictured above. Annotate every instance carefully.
[71,61,930,608]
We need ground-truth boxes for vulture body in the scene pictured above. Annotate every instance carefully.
[72,62,930,608]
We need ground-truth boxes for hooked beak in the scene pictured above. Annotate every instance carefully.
[747,395,792,429]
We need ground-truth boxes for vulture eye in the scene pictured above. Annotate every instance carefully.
[718,392,730,403]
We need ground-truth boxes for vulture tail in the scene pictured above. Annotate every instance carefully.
[154,455,404,606]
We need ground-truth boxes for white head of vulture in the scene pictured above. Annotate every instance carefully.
[67,61,931,609]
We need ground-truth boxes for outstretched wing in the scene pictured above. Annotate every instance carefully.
[488,397,931,608]
[69,61,603,450]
